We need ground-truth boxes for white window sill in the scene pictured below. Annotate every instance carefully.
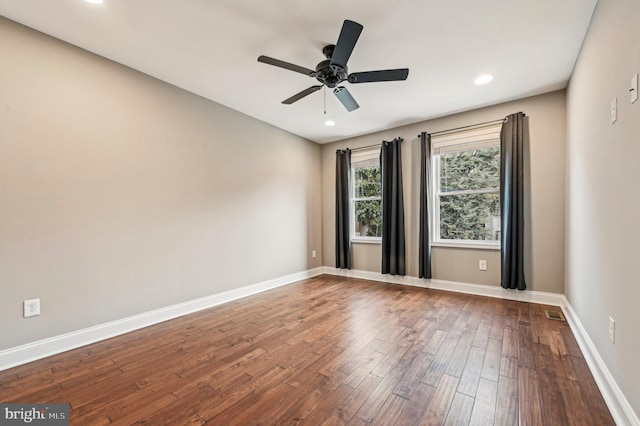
[351,237,382,245]
[432,241,500,250]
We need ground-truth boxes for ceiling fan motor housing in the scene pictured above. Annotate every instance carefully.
[315,60,347,88]
[315,45,348,88]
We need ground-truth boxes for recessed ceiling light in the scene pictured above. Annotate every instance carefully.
[85,0,103,4]
[474,74,493,85]
[324,119,336,127]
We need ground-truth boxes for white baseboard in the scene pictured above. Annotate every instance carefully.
[0,267,324,372]
[322,266,568,306]
[562,304,640,426]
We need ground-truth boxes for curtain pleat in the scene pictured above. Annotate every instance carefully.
[380,139,405,275]
[335,149,352,269]
[419,132,432,279]
[500,113,526,290]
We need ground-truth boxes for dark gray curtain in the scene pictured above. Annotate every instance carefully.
[335,149,352,269]
[419,132,432,279]
[500,112,526,290]
[380,138,405,275]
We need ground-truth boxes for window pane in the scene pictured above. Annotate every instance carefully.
[440,146,499,192]
[439,192,500,241]
[354,165,381,198]
[354,199,382,237]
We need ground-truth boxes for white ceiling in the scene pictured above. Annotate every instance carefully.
[0,0,596,144]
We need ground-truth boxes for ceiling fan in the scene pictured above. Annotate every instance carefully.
[257,20,409,112]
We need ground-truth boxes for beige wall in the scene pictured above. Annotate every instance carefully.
[566,0,640,416]
[322,90,567,294]
[0,17,322,350]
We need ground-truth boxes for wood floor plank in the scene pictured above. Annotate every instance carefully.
[276,378,333,424]
[370,393,407,425]
[557,376,596,426]
[501,326,518,365]
[420,373,460,425]
[453,310,473,331]
[343,350,386,389]
[446,329,475,377]
[210,382,294,425]
[423,333,460,386]
[371,343,410,378]
[480,337,502,382]
[518,303,532,326]
[197,366,289,421]
[560,325,584,358]
[423,329,448,356]
[289,345,344,388]
[299,382,352,425]
[518,367,543,426]
[518,324,537,370]
[393,352,434,399]
[529,303,550,345]
[339,373,382,421]
[267,372,329,421]
[336,331,383,375]
[0,275,615,425]
[457,346,485,397]
[495,375,519,426]
[570,356,616,425]
[468,377,498,425]
[548,329,569,359]
[106,391,179,424]
[472,322,492,349]
[394,382,436,425]
[538,368,570,426]
[489,313,506,341]
[443,392,474,425]
[355,367,406,423]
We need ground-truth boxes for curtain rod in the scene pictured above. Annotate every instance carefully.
[417,112,525,138]
[349,137,403,152]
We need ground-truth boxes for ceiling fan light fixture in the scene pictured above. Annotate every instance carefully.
[474,74,494,85]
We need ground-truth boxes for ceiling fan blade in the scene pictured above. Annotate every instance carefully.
[334,86,359,112]
[282,85,323,104]
[348,68,409,83]
[330,20,363,69]
[258,55,315,76]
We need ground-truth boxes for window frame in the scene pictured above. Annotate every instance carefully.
[350,148,382,244]
[431,124,502,250]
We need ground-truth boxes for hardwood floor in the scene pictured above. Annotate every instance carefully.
[0,275,614,425]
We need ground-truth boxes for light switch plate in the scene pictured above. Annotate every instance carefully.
[611,97,617,124]
[632,73,638,104]
[608,316,615,343]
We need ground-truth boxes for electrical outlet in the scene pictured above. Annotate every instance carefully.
[24,299,40,317]
[479,260,487,271]
[608,316,615,343]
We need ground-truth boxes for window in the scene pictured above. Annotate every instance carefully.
[351,148,382,241]
[432,124,502,248]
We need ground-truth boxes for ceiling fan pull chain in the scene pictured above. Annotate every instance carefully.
[323,85,327,116]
